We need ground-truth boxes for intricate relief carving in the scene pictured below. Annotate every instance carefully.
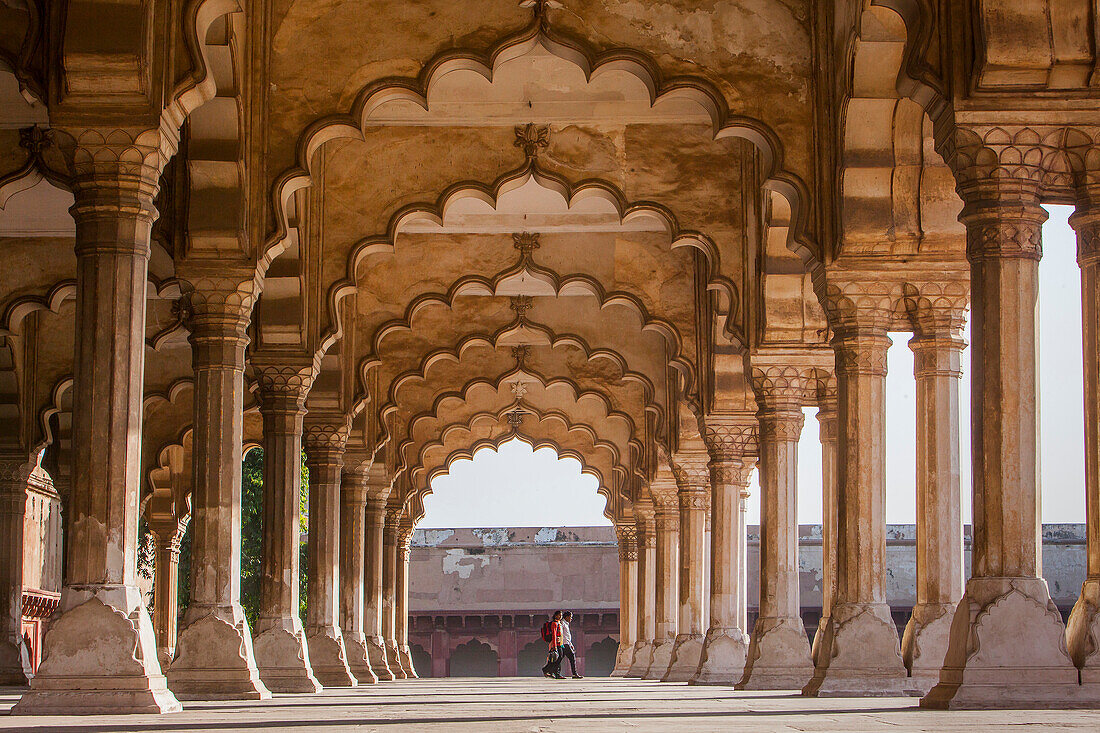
[833,335,890,377]
[678,490,707,511]
[616,525,638,561]
[304,418,352,456]
[823,280,898,330]
[937,125,1058,190]
[254,361,318,411]
[703,419,757,459]
[902,280,969,337]
[178,275,259,331]
[758,410,805,443]
[750,365,815,407]
[966,220,1043,262]
[514,123,551,159]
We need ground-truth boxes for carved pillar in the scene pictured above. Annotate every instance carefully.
[611,524,638,676]
[626,499,657,677]
[902,290,968,694]
[365,491,394,680]
[693,419,755,685]
[642,483,679,680]
[304,423,357,687]
[923,170,1080,708]
[811,378,838,667]
[14,137,181,714]
[1069,180,1100,691]
[149,519,186,670]
[339,465,377,683]
[663,455,709,682]
[0,459,31,686]
[740,369,813,690]
[396,521,417,678]
[382,506,407,678]
[250,363,320,694]
[170,276,270,700]
[807,297,909,696]
[736,487,749,635]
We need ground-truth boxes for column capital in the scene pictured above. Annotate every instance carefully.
[178,271,258,335]
[703,414,758,464]
[616,524,639,561]
[303,417,352,462]
[901,279,970,338]
[254,357,318,414]
[750,364,815,411]
[1072,183,1100,266]
[831,329,891,378]
[340,469,370,507]
[671,452,710,494]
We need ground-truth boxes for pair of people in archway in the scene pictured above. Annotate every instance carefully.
[541,610,582,679]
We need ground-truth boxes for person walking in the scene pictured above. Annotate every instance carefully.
[541,610,565,679]
[559,611,583,679]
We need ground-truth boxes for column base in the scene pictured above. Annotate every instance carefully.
[343,632,378,683]
[611,641,635,676]
[12,588,182,715]
[736,616,813,691]
[810,614,829,667]
[305,625,357,687]
[1068,578,1100,690]
[250,616,322,693]
[901,602,955,695]
[388,641,408,679]
[0,634,30,686]
[169,606,273,700]
[367,635,395,680]
[662,633,704,682]
[626,640,653,678]
[804,602,917,697]
[690,626,748,685]
[922,577,1086,709]
[643,636,676,680]
[398,644,418,678]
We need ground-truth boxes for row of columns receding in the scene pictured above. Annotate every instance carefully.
[2,155,1100,715]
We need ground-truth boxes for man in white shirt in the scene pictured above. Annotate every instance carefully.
[559,611,582,678]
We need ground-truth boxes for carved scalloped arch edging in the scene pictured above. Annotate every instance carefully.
[405,411,622,523]
[361,273,693,405]
[0,280,75,337]
[32,375,72,460]
[383,331,664,435]
[868,1,949,120]
[396,373,639,465]
[166,0,246,132]
[264,17,820,306]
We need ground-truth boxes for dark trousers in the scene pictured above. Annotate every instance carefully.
[542,646,563,676]
[561,644,578,676]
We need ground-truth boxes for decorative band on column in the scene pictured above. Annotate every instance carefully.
[616,525,639,561]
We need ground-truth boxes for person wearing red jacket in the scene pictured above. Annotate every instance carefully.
[541,610,565,679]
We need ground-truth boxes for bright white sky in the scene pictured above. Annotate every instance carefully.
[421,206,1085,529]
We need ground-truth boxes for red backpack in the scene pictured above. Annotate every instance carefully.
[541,621,554,643]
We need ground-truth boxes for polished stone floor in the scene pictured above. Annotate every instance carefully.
[3,678,1100,732]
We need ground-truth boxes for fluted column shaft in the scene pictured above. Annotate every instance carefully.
[812,398,838,666]
[627,510,657,677]
[0,461,31,685]
[395,526,417,677]
[612,526,638,675]
[693,443,753,686]
[304,436,356,687]
[249,369,320,694]
[1069,187,1100,687]
[740,401,812,690]
[382,509,407,678]
[903,327,966,691]
[807,324,908,696]
[340,472,376,683]
[924,177,1081,708]
[365,497,394,680]
[14,152,181,714]
[643,500,679,679]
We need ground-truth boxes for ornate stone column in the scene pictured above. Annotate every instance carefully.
[693,419,755,685]
[304,422,357,687]
[250,362,321,693]
[395,521,417,677]
[643,481,679,680]
[149,518,186,670]
[736,487,749,635]
[14,135,181,714]
[663,454,709,682]
[0,459,32,686]
[806,292,909,697]
[1070,181,1100,690]
[922,167,1080,708]
[169,274,270,700]
[339,464,377,683]
[611,524,638,676]
[626,498,657,677]
[382,505,408,678]
[364,488,395,680]
[740,368,813,690]
[902,287,968,694]
[811,378,838,667]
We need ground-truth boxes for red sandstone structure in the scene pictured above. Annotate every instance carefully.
[0,0,1099,719]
